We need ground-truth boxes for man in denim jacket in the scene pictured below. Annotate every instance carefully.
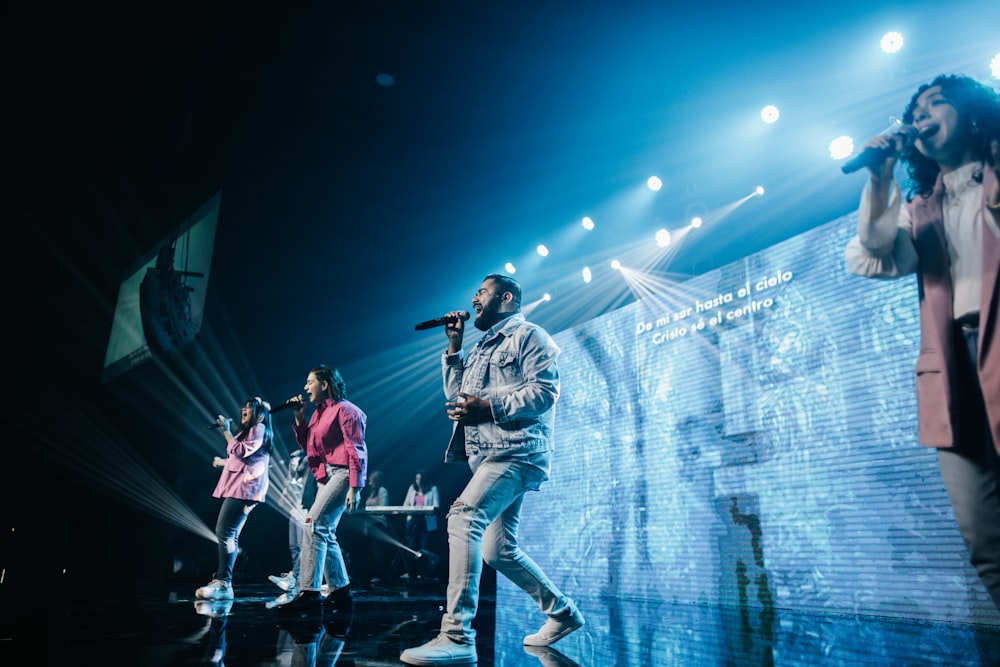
[401,273,585,666]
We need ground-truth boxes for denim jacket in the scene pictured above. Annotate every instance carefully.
[442,313,560,463]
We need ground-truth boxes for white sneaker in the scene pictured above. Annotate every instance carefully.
[268,572,296,592]
[195,579,234,600]
[523,606,585,647]
[400,634,477,665]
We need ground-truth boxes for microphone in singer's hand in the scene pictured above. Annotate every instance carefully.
[206,417,232,430]
[414,311,471,331]
[270,398,304,414]
[841,125,919,174]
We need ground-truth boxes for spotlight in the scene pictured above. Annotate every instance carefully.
[610,259,622,270]
[655,229,671,248]
[754,186,765,196]
[991,52,1000,80]
[505,262,516,274]
[536,244,549,257]
[690,216,703,228]
[829,136,854,160]
[582,266,592,283]
[542,293,551,302]
[647,176,663,191]
[760,105,779,124]
[880,31,903,54]
[581,216,595,230]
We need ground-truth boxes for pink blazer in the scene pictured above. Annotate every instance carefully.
[908,167,1000,452]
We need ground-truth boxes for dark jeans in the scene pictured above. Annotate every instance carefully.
[213,497,258,583]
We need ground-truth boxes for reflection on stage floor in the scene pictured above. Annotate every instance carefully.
[5,577,1000,666]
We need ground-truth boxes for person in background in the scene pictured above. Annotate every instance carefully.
[400,274,584,666]
[266,449,318,595]
[196,396,273,601]
[401,468,441,580]
[277,365,368,616]
[361,469,393,584]
[844,73,1000,611]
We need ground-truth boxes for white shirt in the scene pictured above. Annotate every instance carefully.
[845,161,999,319]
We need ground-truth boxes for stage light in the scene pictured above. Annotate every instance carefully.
[542,293,551,302]
[536,244,549,257]
[760,105,779,124]
[505,262,516,274]
[611,259,622,270]
[581,216,595,230]
[991,53,1000,80]
[754,186,765,196]
[655,229,671,248]
[880,31,903,54]
[582,266,592,283]
[691,216,703,228]
[829,135,854,160]
[647,176,663,191]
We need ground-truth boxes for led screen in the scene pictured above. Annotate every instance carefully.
[495,211,997,663]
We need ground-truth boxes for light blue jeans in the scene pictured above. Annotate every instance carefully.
[299,466,351,593]
[440,459,576,643]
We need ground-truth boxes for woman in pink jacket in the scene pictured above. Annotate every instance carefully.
[196,396,273,600]
[845,73,1000,610]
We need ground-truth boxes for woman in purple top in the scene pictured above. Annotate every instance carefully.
[196,396,273,600]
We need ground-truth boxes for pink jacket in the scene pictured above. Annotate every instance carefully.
[908,167,1000,452]
[293,398,368,488]
[212,422,270,501]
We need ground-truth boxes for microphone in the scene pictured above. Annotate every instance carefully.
[414,310,471,331]
[206,418,231,430]
[841,125,919,174]
[270,398,304,414]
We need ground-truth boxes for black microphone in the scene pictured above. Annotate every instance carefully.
[414,310,471,331]
[270,398,304,414]
[206,419,231,430]
[841,125,919,174]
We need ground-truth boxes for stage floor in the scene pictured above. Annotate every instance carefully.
[4,576,1000,666]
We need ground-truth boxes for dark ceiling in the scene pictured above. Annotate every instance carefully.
[4,0,998,430]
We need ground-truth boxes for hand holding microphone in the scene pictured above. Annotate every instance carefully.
[841,124,922,175]
[271,397,305,414]
[841,121,941,175]
[207,415,232,431]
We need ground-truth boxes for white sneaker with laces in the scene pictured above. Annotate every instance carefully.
[523,606,585,647]
[400,633,477,665]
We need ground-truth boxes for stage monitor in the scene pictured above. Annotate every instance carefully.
[101,192,220,383]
